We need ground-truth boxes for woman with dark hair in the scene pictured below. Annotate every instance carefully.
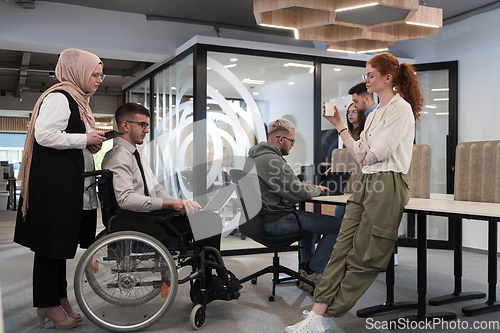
[287,52,423,333]
[343,102,365,147]
[14,48,106,329]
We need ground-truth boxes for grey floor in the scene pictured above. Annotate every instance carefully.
[1,208,500,333]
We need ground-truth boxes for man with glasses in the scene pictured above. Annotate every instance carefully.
[349,81,378,118]
[102,102,201,214]
[244,118,342,291]
[101,103,241,299]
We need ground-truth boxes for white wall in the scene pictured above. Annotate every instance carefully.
[390,7,500,251]
[390,8,500,143]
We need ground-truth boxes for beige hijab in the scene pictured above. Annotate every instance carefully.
[18,48,103,220]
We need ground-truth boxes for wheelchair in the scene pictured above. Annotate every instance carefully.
[74,170,241,332]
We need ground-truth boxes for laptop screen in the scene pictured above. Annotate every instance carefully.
[321,172,351,195]
[203,183,236,212]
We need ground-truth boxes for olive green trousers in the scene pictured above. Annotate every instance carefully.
[314,172,410,317]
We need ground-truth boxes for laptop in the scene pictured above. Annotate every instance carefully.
[319,172,351,196]
[202,183,236,212]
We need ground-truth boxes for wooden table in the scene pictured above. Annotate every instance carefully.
[308,194,500,321]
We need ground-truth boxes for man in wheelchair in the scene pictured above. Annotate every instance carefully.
[101,102,241,305]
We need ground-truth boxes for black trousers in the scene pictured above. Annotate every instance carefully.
[164,213,222,284]
[167,213,221,250]
[33,253,68,308]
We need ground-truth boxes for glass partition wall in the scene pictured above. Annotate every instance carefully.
[149,55,194,200]
[123,43,458,254]
[321,64,367,164]
[126,79,152,161]
[398,62,458,249]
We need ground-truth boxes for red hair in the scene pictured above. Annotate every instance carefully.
[367,53,423,119]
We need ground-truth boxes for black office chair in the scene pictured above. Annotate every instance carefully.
[221,170,246,240]
[230,169,315,301]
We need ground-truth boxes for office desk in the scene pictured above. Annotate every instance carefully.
[308,195,500,321]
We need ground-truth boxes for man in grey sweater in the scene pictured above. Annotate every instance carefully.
[244,118,342,290]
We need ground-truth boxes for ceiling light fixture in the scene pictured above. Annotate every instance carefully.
[406,21,439,28]
[284,62,313,69]
[254,0,442,53]
[425,105,437,109]
[327,48,356,54]
[230,58,238,62]
[433,98,449,101]
[224,64,237,68]
[431,88,449,92]
[335,2,379,12]
[357,48,389,54]
[259,23,299,39]
[242,78,265,85]
[284,62,315,73]
[334,68,342,72]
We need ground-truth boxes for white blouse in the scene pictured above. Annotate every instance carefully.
[344,93,415,174]
[34,92,98,210]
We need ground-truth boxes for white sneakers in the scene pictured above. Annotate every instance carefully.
[285,310,331,333]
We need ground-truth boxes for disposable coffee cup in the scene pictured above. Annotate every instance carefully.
[324,102,336,116]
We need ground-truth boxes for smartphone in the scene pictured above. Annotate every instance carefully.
[104,130,124,141]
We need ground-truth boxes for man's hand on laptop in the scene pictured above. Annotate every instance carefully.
[173,199,201,216]
[318,185,330,193]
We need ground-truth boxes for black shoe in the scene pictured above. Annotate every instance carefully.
[211,270,242,301]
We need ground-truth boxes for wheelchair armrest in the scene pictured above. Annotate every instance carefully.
[83,169,112,178]
[113,208,182,217]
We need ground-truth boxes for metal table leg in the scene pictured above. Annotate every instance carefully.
[429,217,485,306]
[388,214,456,325]
[356,246,418,318]
[462,221,500,316]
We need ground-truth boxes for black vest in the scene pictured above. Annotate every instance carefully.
[14,90,96,259]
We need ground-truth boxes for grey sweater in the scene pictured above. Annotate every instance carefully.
[245,142,321,221]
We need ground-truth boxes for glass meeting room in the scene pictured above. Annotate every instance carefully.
[123,41,457,255]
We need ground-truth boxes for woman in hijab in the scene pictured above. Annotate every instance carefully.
[14,48,107,329]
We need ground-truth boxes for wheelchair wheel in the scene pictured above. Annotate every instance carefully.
[74,231,178,332]
[190,304,206,330]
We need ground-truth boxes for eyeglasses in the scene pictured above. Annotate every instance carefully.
[276,136,295,144]
[91,74,106,81]
[126,120,150,129]
[361,74,377,82]
[347,110,357,115]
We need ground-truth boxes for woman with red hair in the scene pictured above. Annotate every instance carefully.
[287,53,423,333]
